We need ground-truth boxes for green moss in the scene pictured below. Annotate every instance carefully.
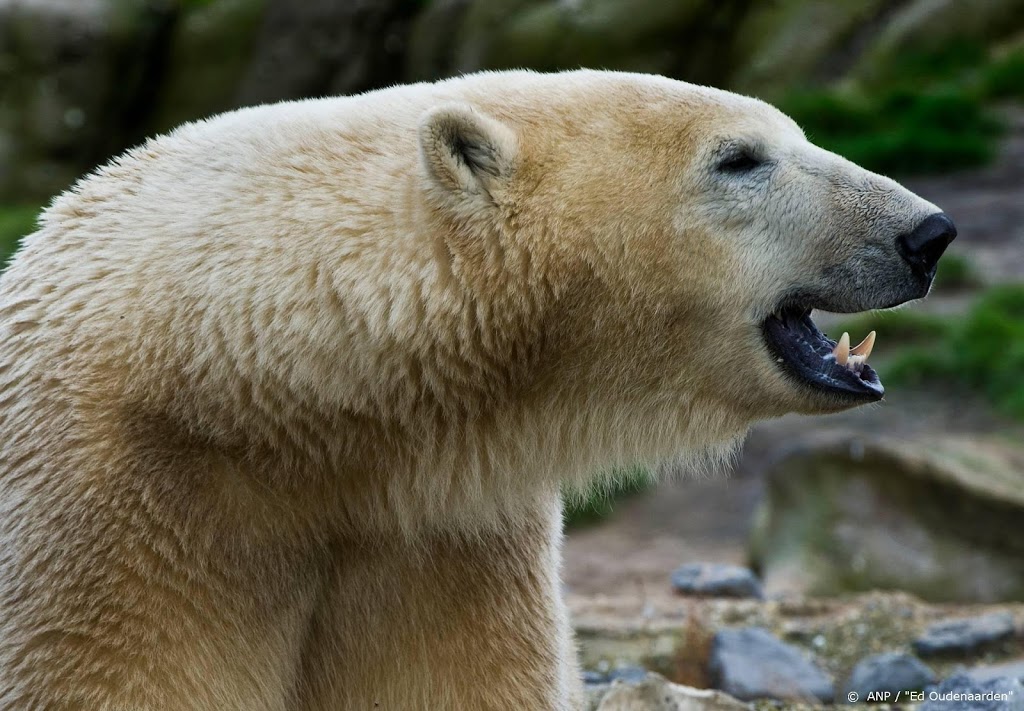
[980,48,1024,100]
[0,204,41,269]
[932,253,982,292]
[782,87,1002,175]
[882,39,989,87]
[563,466,651,528]
[889,286,1024,420]
[777,35,1024,176]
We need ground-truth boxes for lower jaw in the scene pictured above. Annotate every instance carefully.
[761,310,882,404]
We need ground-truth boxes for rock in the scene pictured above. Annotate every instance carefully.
[0,0,176,201]
[671,563,763,599]
[920,672,1024,711]
[968,659,1024,683]
[751,432,1024,602]
[405,0,747,87]
[708,627,833,702]
[729,0,889,97]
[853,0,1024,85]
[149,0,418,136]
[914,612,1017,657]
[593,672,750,711]
[237,0,417,104]
[7,0,1024,205]
[843,652,936,699]
[145,0,268,135]
[584,666,651,686]
[607,666,650,684]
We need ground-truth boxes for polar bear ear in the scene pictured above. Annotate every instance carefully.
[418,103,517,208]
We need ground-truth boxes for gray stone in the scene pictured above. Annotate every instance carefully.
[843,652,936,699]
[751,433,1024,603]
[607,666,650,684]
[583,665,650,686]
[593,672,750,711]
[671,563,763,599]
[914,612,1017,657]
[968,659,1024,683]
[709,627,834,702]
[920,672,1024,711]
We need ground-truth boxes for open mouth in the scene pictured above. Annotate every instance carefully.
[761,307,882,402]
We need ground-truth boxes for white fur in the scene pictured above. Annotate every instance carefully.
[0,69,938,709]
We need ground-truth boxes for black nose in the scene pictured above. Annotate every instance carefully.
[898,212,957,276]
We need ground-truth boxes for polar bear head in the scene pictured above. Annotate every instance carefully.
[418,72,954,447]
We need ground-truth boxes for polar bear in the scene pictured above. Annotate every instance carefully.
[0,70,953,710]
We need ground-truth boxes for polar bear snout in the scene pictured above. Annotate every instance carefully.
[897,211,957,282]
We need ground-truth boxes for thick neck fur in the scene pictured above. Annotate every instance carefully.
[0,78,750,553]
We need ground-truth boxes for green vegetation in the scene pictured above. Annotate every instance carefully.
[932,252,982,292]
[563,466,651,528]
[980,48,1024,101]
[783,88,1001,175]
[0,204,41,269]
[889,285,1024,420]
[780,41,1022,175]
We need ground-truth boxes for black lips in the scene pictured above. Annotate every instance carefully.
[762,308,883,402]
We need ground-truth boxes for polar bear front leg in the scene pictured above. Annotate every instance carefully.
[298,495,583,711]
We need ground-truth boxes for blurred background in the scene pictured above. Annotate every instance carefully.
[2,0,1023,705]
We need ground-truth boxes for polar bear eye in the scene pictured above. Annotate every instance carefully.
[717,149,763,174]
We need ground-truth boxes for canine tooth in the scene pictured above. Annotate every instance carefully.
[851,330,876,359]
[833,332,850,366]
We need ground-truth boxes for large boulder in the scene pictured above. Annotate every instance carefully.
[144,0,267,135]
[0,0,176,201]
[236,0,417,104]
[728,0,889,97]
[852,0,1024,85]
[751,432,1024,602]
[6,0,1024,203]
[405,0,747,87]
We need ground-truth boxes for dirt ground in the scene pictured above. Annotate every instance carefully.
[563,108,1024,613]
